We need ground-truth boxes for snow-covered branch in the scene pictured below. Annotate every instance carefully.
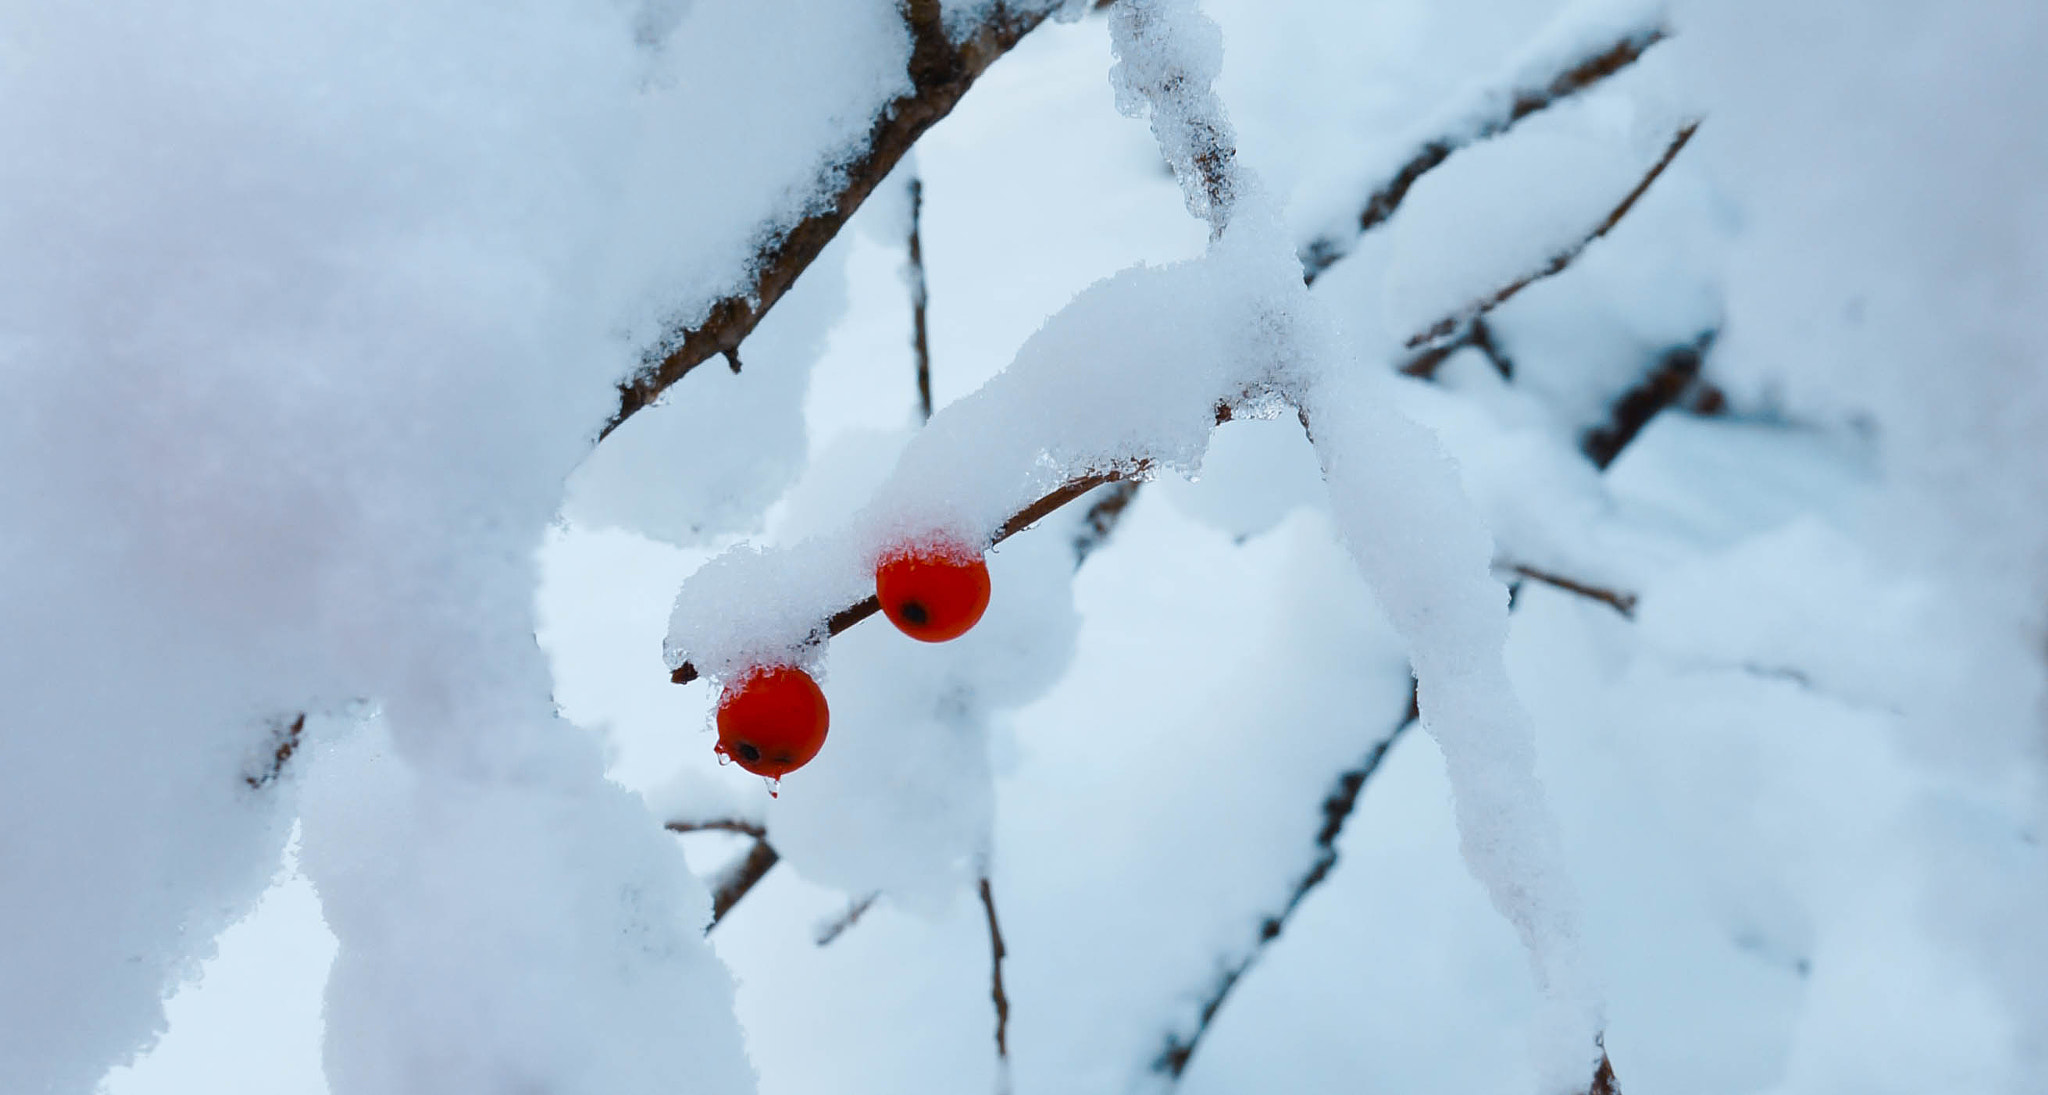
[603,0,1060,440]
[1300,6,1670,280]
[1404,119,1699,354]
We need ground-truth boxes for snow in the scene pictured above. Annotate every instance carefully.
[1152,415,1329,542]
[7,0,2046,1093]
[100,834,335,1095]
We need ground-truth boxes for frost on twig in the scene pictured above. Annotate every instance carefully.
[1108,0,1240,234]
[603,0,1060,440]
[1300,5,1671,280]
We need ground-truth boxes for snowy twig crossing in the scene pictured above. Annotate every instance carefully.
[1299,10,1671,280]
[1404,120,1701,353]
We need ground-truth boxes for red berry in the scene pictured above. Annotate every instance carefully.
[714,665,829,779]
[876,540,991,643]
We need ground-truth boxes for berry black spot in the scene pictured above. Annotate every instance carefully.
[900,600,929,626]
[736,742,761,763]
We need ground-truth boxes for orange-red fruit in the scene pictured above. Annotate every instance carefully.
[876,541,991,643]
[715,665,829,779]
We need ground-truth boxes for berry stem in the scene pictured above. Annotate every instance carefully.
[668,468,1137,685]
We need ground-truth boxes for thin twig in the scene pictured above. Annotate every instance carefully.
[1405,120,1700,353]
[1109,0,1241,235]
[709,839,780,928]
[1152,683,1419,1079]
[665,818,778,927]
[1507,564,1638,618]
[1397,315,1521,380]
[908,174,934,422]
[979,876,1012,1063]
[664,818,767,839]
[814,892,881,946]
[1300,20,1670,281]
[602,0,1057,440]
[1581,331,1716,468]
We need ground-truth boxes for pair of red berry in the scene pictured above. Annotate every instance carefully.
[713,541,991,780]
